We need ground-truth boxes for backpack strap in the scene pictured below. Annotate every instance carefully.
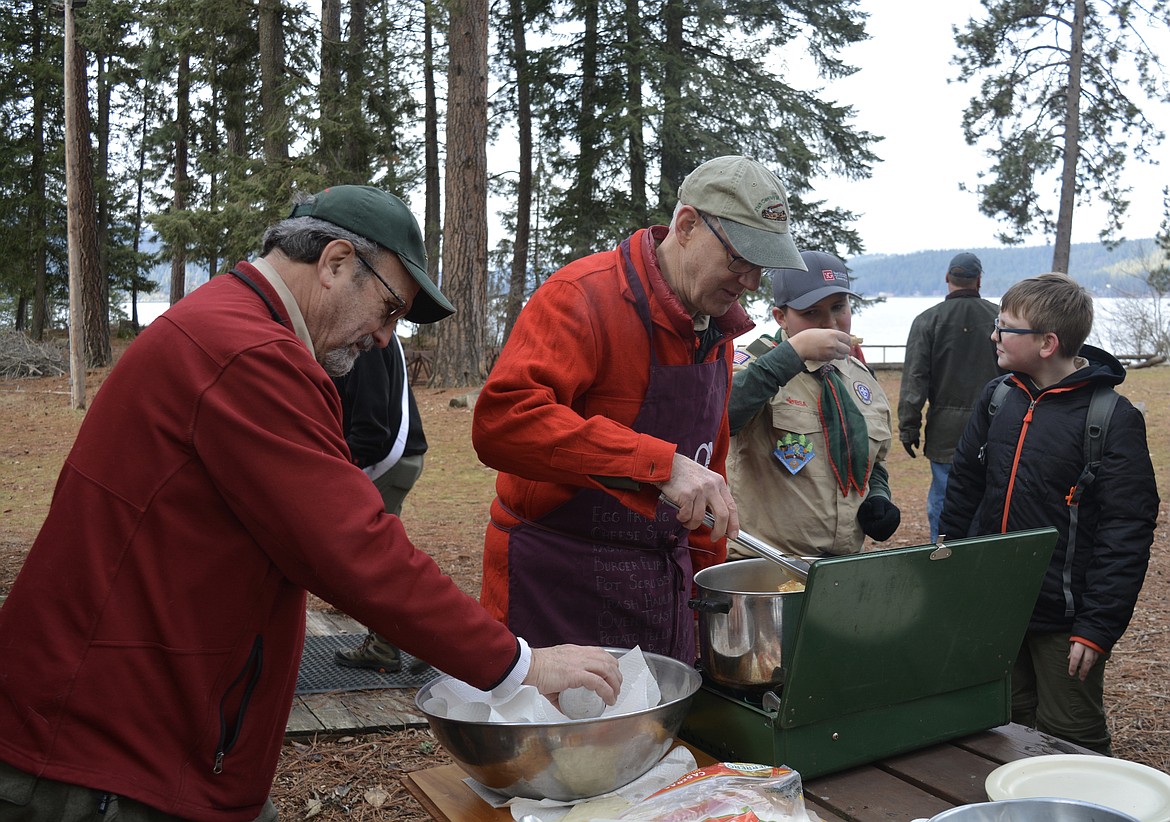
[978,375,1014,465]
[1061,384,1120,616]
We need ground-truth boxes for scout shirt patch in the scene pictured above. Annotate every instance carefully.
[774,433,815,475]
[854,380,873,405]
[733,349,752,365]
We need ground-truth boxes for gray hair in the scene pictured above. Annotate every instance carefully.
[261,193,381,266]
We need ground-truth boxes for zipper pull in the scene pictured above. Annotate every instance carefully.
[213,750,225,774]
[98,793,114,814]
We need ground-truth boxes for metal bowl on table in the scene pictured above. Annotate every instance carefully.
[927,798,1140,822]
[414,648,701,801]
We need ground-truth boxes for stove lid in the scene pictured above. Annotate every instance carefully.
[777,528,1057,729]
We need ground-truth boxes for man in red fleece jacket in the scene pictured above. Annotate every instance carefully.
[0,186,619,821]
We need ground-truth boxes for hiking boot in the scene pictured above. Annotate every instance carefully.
[334,633,402,673]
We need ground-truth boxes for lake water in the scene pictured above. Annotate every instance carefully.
[126,295,1155,365]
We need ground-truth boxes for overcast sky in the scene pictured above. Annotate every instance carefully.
[799,1,1170,256]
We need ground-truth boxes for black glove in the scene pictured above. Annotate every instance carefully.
[858,496,901,541]
[902,441,917,459]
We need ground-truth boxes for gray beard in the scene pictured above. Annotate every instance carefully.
[322,334,377,377]
[322,347,360,377]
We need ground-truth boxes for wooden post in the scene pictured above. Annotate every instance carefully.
[63,0,86,409]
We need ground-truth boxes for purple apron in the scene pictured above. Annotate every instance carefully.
[504,237,728,662]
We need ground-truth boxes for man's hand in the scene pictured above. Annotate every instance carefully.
[857,496,901,541]
[787,328,852,364]
[1068,640,1101,681]
[902,442,917,459]
[658,453,739,541]
[525,645,622,704]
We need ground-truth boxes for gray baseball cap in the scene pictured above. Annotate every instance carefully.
[947,252,982,280]
[771,250,857,310]
[678,156,806,271]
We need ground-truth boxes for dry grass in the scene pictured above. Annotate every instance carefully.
[2,341,1168,819]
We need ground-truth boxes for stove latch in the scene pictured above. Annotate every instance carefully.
[929,534,952,562]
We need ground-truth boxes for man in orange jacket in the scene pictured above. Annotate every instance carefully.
[472,156,805,663]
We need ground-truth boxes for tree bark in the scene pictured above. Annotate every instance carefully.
[1052,0,1086,274]
[319,0,342,177]
[259,0,289,161]
[503,0,532,343]
[434,0,488,387]
[64,0,86,407]
[625,0,646,226]
[170,50,190,306]
[29,0,49,340]
[419,0,442,352]
[343,0,368,180]
[658,0,686,213]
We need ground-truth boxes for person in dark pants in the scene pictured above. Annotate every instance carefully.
[898,252,1000,541]
[333,336,429,672]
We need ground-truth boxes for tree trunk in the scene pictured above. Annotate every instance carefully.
[88,48,112,366]
[343,0,369,180]
[319,0,342,176]
[658,0,686,213]
[625,0,646,226]
[171,50,190,305]
[1052,0,1086,274]
[29,0,49,340]
[419,0,441,351]
[66,12,108,369]
[434,0,488,387]
[566,0,599,259]
[64,0,86,407]
[502,0,531,343]
[259,0,289,161]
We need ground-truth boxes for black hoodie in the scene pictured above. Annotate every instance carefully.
[940,345,1158,652]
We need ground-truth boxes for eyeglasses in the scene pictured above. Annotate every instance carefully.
[993,317,1047,341]
[354,252,409,324]
[699,213,759,276]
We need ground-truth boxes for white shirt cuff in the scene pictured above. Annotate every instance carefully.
[491,637,531,698]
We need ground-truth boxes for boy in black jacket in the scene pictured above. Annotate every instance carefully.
[940,273,1158,754]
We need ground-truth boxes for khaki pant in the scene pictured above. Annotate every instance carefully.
[1011,630,1111,755]
[0,760,278,822]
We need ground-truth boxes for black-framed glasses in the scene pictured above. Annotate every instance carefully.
[354,252,409,324]
[993,317,1047,341]
[699,213,759,276]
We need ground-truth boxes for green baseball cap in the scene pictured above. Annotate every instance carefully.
[289,185,455,324]
[678,156,806,271]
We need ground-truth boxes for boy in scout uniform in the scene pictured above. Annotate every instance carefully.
[726,250,900,558]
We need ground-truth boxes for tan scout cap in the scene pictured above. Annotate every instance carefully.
[678,156,806,271]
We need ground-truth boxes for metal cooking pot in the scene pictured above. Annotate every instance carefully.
[690,558,805,691]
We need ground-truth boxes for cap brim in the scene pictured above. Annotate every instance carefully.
[784,285,858,311]
[721,219,806,270]
[400,257,456,324]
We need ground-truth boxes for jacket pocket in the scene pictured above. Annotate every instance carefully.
[213,634,264,774]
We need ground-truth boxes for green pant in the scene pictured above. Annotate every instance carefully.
[1011,631,1111,754]
[0,759,278,821]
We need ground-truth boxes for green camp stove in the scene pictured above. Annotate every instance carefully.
[680,528,1057,779]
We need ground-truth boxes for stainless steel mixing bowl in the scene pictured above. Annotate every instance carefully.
[414,648,701,801]
[928,798,1140,822]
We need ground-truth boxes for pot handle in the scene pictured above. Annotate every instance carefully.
[688,596,732,615]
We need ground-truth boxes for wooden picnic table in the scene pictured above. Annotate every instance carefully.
[401,723,1096,821]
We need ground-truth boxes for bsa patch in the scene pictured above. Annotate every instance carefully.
[854,381,873,404]
[733,349,752,365]
[773,433,815,475]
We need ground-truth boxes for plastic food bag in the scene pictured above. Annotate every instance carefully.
[604,762,816,822]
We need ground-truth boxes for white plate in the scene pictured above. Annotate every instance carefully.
[986,755,1170,822]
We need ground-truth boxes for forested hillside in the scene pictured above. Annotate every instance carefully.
[848,238,1163,298]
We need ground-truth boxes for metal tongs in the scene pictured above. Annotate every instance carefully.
[660,496,811,581]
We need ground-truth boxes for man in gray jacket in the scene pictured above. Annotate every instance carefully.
[898,252,1000,540]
